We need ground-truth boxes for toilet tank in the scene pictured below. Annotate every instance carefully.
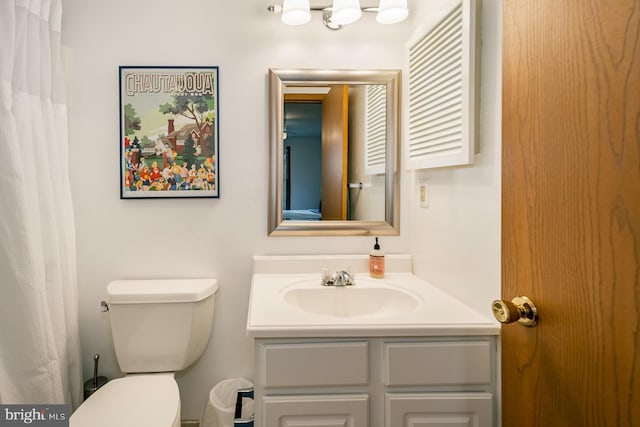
[106,279,218,373]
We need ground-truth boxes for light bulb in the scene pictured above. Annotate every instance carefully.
[376,0,408,24]
[331,0,362,25]
[282,0,311,25]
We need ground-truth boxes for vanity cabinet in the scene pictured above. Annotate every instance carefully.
[253,337,497,427]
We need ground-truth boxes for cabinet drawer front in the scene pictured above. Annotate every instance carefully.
[384,341,491,386]
[386,392,493,427]
[262,394,369,427]
[261,342,368,388]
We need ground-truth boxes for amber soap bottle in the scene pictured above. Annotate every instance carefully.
[369,237,385,278]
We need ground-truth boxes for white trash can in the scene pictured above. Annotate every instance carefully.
[201,378,254,427]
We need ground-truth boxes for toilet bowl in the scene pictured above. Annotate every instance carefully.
[70,279,218,427]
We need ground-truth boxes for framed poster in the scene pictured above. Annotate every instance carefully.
[119,66,219,198]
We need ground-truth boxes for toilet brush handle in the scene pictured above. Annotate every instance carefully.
[92,354,100,387]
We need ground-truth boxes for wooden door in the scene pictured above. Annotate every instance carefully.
[501,0,640,426]
[321,84,348,220]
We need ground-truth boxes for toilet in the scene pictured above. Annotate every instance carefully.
[70,278,218,427]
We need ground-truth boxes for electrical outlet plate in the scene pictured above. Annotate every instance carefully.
[418,181,429,208]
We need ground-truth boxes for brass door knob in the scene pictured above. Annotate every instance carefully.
[492,296,538,327]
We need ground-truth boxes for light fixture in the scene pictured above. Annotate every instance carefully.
[281,0,311,26]
[331,0,362,26]
[376,0,408,24]
[268,0,408,30]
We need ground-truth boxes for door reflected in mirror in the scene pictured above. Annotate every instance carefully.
[282,83,386,222]
[269,69,400,236]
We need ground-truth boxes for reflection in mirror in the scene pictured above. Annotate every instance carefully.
[269,69,400,236]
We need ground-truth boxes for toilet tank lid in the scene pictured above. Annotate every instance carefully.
[107,279,218,304]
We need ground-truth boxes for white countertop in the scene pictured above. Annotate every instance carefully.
[247,255,499,338]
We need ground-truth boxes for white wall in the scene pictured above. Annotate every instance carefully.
[407,0,502,315]
[62,0,412,419]
[62,0,501,419]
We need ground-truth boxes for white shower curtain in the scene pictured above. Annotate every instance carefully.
[0,0,82,407]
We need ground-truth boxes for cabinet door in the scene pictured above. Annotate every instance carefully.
[383,340,492,386]
[260,341,368,388]
[262,394,368,427]
[386,393,492,427]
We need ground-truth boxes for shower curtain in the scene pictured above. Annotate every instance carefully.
[0,0,82,407]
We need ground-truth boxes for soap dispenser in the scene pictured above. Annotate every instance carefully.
[369,237,385,278]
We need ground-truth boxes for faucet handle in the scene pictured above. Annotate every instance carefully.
[321,268,334,286]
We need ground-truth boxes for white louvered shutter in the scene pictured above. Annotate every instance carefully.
[365,84,387,175]
[406,0,479,169]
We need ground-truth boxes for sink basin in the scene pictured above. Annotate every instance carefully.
[282,281,421,318]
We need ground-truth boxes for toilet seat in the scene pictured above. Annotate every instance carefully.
[70,373,180,427]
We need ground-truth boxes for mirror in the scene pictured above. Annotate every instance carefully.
[268,69,401,236]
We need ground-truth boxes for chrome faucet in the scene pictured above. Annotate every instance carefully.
[321,269,354,286]
[334,270,354,286]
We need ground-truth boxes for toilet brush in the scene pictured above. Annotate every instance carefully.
[83,354,109,400]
